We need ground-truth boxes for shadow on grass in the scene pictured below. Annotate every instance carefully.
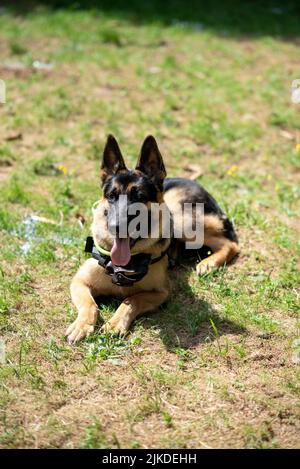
[138,266,246,352]
[3,0,300,40]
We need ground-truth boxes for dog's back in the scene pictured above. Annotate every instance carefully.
[163,177,238,271]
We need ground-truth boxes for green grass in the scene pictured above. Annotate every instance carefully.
[0,0,299,449]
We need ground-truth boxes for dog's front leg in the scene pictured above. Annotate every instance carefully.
[66,259,114,344]
[102,289,169,336]
[66,276,99,344]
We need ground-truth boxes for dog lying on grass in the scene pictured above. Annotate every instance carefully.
[66,135,239,344]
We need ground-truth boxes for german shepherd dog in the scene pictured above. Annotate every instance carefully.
[66,135,239,344]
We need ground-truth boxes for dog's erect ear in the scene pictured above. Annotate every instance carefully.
[136,136,166,189]
[101,135,127,184]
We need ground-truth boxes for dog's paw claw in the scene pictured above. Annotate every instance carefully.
[196,259,217,276]
[65,320,94,344]
[101,320,128,337]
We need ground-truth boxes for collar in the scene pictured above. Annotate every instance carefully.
[85,236,169,286]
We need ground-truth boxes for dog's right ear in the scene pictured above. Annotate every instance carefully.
[101,135,127,185]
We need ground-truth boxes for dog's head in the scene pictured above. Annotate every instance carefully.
[92,135,169,266]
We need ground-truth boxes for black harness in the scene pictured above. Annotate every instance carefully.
[85,236,169,287]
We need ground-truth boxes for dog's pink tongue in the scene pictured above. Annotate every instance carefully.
[111,238,131,266]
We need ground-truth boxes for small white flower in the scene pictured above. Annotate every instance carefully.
[291,79,300,103]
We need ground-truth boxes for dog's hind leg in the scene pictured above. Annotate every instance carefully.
[196,235,239,275]
[196,214,239,275]
[196,238,239,275]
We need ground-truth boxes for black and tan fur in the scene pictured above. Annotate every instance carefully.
[66,135,239,343]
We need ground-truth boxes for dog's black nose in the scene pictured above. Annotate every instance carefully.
[108,215,129,237]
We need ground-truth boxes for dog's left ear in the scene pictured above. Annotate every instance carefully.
[101,134,127,185]
[136,135,166,189]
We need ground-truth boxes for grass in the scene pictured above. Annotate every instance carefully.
[0,0,299,449]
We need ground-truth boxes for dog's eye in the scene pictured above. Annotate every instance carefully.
[130,188,146,203]
[107,191,118,203]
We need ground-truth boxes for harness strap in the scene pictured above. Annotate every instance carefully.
[85,237,169,286]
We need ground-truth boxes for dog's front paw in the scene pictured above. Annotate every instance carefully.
[101,318,129,337]
[65,319,94,344]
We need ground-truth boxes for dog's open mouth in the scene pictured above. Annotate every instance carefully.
[111,237,136,266]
